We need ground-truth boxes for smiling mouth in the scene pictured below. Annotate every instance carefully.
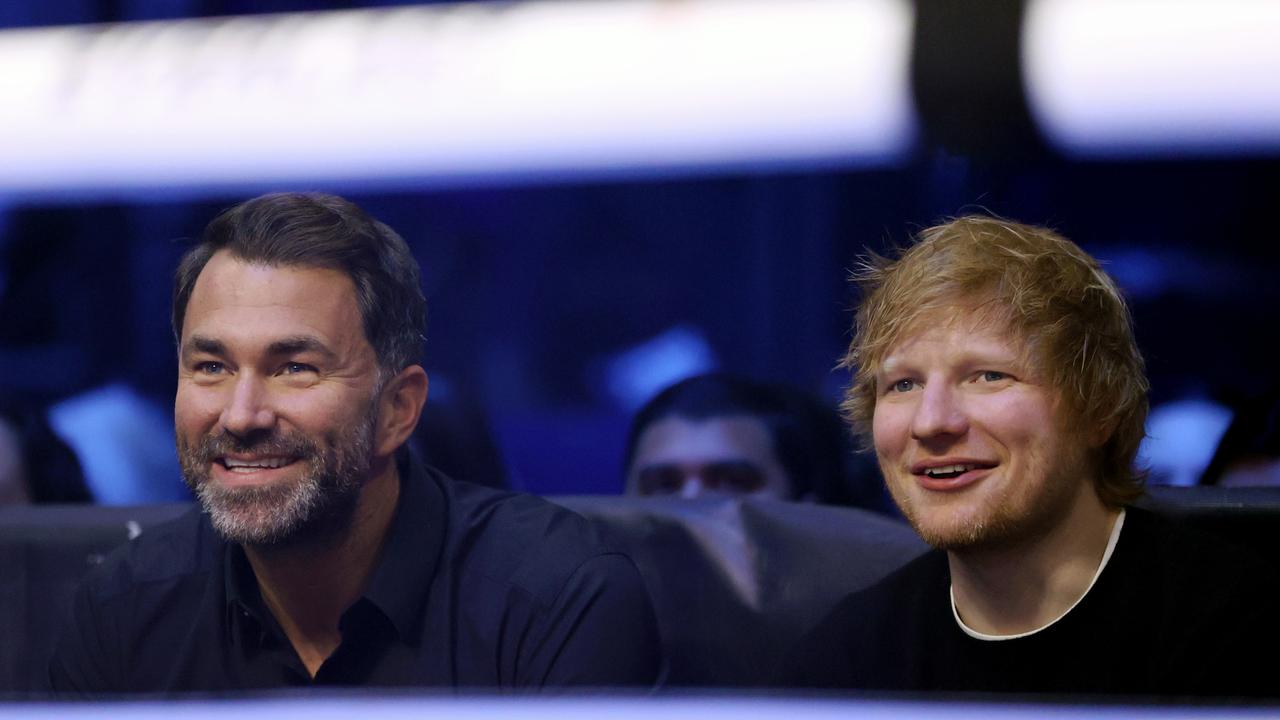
[218,456,297,473]
[913,461,999,483]
[923,464,981,479]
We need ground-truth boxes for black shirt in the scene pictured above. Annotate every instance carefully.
[780,507,1280,699]
[47,452,662,695]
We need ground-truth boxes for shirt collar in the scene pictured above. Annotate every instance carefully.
[223,540,271,641]
[951,508,1128,641]
[361,447,446,640]
[220,447,447,642]
[224,542,251,610]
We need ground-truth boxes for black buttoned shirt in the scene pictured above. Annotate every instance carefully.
[48,452,662,695]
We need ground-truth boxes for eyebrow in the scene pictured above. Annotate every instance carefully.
[878,347,1021,375]
[876,356,914,378]
[181,335,337,361]
[265,336,337,360]
[182,335,226,360]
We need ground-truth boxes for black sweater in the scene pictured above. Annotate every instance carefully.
[781,507,1279,700]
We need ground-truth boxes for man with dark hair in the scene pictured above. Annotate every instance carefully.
[0,402,90,505]
[1200,386,1280,487]
[624,373,889,510]
[48,192,661,694]
[782,216,1278,698]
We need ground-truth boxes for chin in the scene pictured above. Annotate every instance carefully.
[196,475,323,545]
[918,520,1005,552]
[899,497,1016,552]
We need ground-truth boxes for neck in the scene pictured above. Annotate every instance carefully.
[948,483,1119,636]
[243,454,400,676]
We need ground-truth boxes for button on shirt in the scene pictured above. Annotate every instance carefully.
[48,452,662,694]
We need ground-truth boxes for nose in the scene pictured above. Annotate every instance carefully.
[219,373,277,439]
[679,475,706,499]
[910,382,968,441]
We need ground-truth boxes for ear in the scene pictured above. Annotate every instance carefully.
[1087,416,1116,449]
[373,365,429,458]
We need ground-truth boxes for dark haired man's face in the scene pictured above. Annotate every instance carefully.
[174,251,384,545]
[628,416,792,500]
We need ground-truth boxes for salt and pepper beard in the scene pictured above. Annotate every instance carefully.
[178,405,378,547]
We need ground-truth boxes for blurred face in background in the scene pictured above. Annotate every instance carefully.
[628,415,793,499]
[1219,457,1280,487]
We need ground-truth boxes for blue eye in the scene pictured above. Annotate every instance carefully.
[981,371,1007,382]
[891,379,916,393]
[283,363,316,375]
[196,362,224,375]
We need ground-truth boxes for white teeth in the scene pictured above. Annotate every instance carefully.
[223,457,290,470]
[925,464,975,477]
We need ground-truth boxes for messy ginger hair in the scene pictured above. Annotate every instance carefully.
[841,216,1149,507]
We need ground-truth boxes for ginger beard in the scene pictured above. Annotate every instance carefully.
[178,408,377,546]
[879,428,1090,553]
[870,315,1101,554]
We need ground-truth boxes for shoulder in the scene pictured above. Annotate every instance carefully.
[834,543,957,609]
[779,550,948,688]
[440,478,635,607]
[49,506,223,695]
[77,505,221,605]
[430,477,660,687]
[1118,505,1272,592]
[1115,505,1280,625]
[1112,507,1274,623]
[1104,505,1280,696]
[819,545,949,621]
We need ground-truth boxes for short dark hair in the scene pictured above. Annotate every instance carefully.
[624,373,871,506]
[0,401,91,504]
[172,192,426,374]
[1201,386,1280,486]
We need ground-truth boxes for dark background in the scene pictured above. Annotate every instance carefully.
[1,1,1277,499]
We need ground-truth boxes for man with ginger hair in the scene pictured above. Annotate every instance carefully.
[782,216,1277,698]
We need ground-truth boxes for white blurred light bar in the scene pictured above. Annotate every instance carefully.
[0,0,916,197]
[1024,0,1280,157]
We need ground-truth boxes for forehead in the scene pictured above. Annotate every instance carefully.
[182,251,365,348]
[632,416,777,466]
[879,305,1033,370]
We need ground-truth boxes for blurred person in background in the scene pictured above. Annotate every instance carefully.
[0,401,91,505]
[624,373,892,512]
[407,377,509,490]
[1200,386,1280,487]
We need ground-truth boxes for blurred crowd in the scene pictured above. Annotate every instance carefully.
[4,375,1277,509]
